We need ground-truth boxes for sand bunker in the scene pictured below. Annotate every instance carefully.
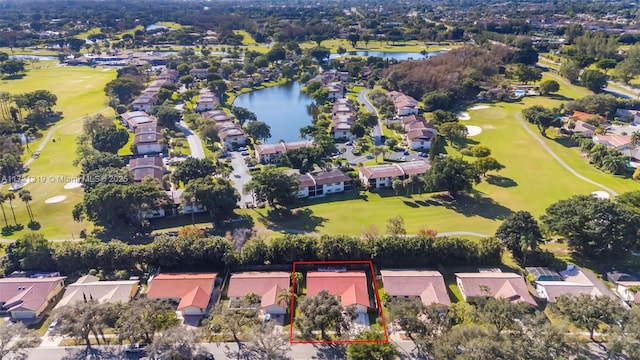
[469,105,490,110]
[63,181,82,190]
[466,125,482,137]
[591,191,610,200]
[457,112,471,121]
[8,178,31,191]
[44,195,66,204]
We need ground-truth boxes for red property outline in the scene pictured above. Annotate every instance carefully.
[289,260,389,344]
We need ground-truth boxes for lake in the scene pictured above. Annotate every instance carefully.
[232,81,314,143]
[329,50,447,61]
[9,55,58,61]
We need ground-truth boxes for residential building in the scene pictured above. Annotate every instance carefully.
[388,91,419,116]
[189,68,209,80]
[218,124,247,148]
[0,275,66,320]
[306,271,372,313]
[331,99,357,140]
[358,161,430,189]
[616,108,640,125]
[534,265,618,303]
[226,272,291,315]
[120,111,156,131]
[337,71,349,81]
[127,156,165,184]
[157,69,179,83]
[399,115,438,150]
[607,269,640,304]
[254,141,314,164]
[326,82,345,100]
[570,111,605,124]
[134,123,164,155]
[297,169,352,198]
[380,270,451,307]
[131,94,157,112]
[55,275,139,309]
[593,134,632,150]
[195,89,219,113]
[566,120,596,138]
[165,188,205,215]
[146,273,218,316]
[202,110,232,123]
[455,271,536,305]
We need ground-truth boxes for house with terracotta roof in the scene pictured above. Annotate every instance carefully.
[306,271,372,313]
[455,271,536,306]
[0,275,66,320]
[254,141,314,164]
[55,275,138,309]
[534,265,619,303]
[380,270,450,307]
[146,273,218,316]
[227,272,291,315]
[297,169,352,198]
[358,161,430,189]
[570,111,605,124]
[134,123,165,155]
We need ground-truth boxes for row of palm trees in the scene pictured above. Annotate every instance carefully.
[0,189,34,229]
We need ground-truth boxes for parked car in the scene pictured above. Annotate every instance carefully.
[124,343,146,353]
[241,151,250,156]
[48,320,58,331]
[238,147,247,151]
[403,150,410,155]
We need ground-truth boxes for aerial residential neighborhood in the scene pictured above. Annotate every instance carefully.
[2,0,640,359]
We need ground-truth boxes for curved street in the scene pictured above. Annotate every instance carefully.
[176,120,206,159]
[357,88,384,145]
[514,112,618,197]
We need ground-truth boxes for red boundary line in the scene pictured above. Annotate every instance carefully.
[289,260,389,345]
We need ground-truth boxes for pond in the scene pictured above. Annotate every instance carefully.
[329,50,447,61]
[146,24,169,31]
[232,81,315,143]
[9,55,58,61]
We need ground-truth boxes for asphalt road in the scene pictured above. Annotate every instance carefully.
[357,89,384,146]
[176,121,206,159]
[229,151,254,207]
[26,340,420,359]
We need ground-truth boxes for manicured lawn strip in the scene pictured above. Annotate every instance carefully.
[233,30,257,45]
[0,66,116,239]
[0,47,59,56]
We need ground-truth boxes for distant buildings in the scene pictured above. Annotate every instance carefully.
[331,98,357,140]
[254,141,314,164]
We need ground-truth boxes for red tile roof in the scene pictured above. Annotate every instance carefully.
[571,111,604,123]
[306,271,370,308]
[227,272,291,308]
[177,285,210,310]
[147,273,217,310]
[359,164,404,179]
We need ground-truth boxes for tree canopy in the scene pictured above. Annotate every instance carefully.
[424,157,480,198]
[244,166,299,207]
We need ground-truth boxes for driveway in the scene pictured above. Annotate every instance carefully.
[229,151,254,207]
[176,121,205,159]
[357,89,384,145]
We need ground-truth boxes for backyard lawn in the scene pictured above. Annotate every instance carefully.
[0,64,117,239]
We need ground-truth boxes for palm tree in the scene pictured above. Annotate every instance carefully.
[519,234,538,265]
[291,272,303,295]
[371,145,383,162]
[5,192,18,226]
[0,193,8,228]
[18,190,33,222]
[632,131,640,149]
[276,288,293,310]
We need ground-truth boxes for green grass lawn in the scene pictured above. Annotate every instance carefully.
[0,65,117,239]
[0,47,59,56]
[233,30,257,45]
[299,39,461,53]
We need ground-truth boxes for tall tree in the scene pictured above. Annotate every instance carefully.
[182,176,239,218]
[146,326,202,359]
[0,193,8,228]
[243,322,291,360]
[52,301,112,348]
[244,166,299,208]
[115,298,178,345]
[347,329,398,360]
[552,294,625,340]
[230,106,257,126]
[495,210,542,260]
[104,78,142,105]
[541,195,640,259]
[297,289,356,339]
[171,157,217,185]
[0,320,41,359]
[204,304,259,355]
[423,157,480,198]
[244,121,271,142]
[4,192,17,226]
[580,69,608,93]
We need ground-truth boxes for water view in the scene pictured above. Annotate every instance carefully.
[329,50,447,61]
[9,55,58,61]
[232,81,315,143]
